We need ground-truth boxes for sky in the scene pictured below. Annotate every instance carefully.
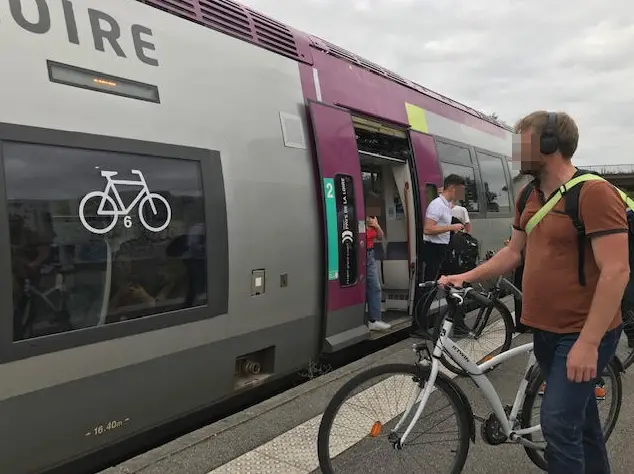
[242,0,634,166]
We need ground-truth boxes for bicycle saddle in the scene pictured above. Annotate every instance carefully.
[100,170,118,178]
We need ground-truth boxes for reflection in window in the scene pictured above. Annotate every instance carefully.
[4,142,207,341]
[436,141,473,166]
[477,151,512,213]
[441,162,479,212]
[361,170,382,198]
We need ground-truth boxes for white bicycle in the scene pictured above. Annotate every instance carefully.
[317,282,623,473]
[79,169,171,235]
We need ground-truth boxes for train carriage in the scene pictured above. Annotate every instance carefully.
[0,0,517,472]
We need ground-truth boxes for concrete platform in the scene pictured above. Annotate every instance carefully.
[100,328,634,474]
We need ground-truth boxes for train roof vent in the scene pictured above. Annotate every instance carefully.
[318,38,360,64]
[314,37,410,86]
[246,8,299,58]
[137,0,198,21]
[140,0,302,61]
[199,0,253,41]
[384,70,409,87]
[357,57,386,76]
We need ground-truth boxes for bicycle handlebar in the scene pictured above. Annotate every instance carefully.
[419,281,493,307]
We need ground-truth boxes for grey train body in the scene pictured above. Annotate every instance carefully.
[0,0,517,472]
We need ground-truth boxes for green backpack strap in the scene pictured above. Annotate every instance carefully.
[524,174,606,235]
[614,188,634,211]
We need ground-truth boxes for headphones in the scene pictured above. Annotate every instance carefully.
[539,112,559,155]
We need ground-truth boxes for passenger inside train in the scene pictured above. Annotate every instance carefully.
[356,117,420,334]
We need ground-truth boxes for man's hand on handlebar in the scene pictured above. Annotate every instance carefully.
[438,274,467,288]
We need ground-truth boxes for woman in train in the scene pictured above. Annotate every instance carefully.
[365,210,391,331]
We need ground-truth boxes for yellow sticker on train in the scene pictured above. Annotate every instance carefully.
[405,103,428,133]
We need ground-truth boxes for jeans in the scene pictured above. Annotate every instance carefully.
[365,249,382,322]
[534,325,622,474]
[415,241,448,330]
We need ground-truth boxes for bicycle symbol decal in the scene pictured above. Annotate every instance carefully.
[79,169,172,235]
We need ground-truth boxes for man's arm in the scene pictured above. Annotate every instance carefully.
[424,217,457,235]
[579,232,629,346]
[577,182,630,346]
[461,209,472,233]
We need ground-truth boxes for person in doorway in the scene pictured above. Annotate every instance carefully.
[366,214,390,331]
[415,174,466,331]
[450,202,471,234]
[439,111,627,474]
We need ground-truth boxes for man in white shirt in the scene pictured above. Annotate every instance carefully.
[415,174,466,330]
[450,202,471,234]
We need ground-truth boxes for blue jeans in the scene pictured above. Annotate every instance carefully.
[366,249,382,322]
[534,325,621,474]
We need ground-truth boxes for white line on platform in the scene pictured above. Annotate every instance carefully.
[208,317,518,474]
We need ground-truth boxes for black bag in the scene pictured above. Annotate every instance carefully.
[441,218,480,275]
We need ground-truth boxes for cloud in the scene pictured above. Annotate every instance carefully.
[242,0,634,165]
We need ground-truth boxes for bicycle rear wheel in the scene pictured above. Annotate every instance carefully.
[317,363,471,474]
[521,361,622,471]
[439,297,514,377]
[615,307,634,369]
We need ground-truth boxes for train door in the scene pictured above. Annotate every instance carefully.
[308,101,368,353]
[353,116,422,338]
[408,130,443,307]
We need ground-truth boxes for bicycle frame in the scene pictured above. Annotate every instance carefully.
[97,171,156,216]
[394,307,542,450]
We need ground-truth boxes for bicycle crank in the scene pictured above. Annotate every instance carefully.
[480,405,519,446]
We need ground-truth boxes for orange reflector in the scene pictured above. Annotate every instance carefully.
[483,355,493,362]
[595,386,607,398]
[369,421,383,437]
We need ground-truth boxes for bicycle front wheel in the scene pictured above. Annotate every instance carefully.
[521,361,622,471]
[317,363,471,474]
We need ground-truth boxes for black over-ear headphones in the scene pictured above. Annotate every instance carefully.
[539,112,559,155]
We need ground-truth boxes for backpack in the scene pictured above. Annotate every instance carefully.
[517,169,634,341]
[442,218,480,275]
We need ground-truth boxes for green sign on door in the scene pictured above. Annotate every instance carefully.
[323,178,339,280]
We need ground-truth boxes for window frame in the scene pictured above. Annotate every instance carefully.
[434,137,484,219]
[0,122,228,363]
[473,147,514,218]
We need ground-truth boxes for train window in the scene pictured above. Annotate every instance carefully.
[436,141,473,167]
[440,162,479,212]
[4,142,207,342]
[334,174,358,287]
[476,151,512,213]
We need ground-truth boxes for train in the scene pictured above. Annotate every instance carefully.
[0,0,519,472]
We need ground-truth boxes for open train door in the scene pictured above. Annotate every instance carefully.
[308,101,369,352]
[408,130,443,308]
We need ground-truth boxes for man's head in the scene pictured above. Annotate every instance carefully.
[441,174,466,202]
[513,111,579,178]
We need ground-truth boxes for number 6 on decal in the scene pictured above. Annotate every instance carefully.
[79,169,172,235]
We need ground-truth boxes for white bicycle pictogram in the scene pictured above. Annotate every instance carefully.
[79,169,172,235]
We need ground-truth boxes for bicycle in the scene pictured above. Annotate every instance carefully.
[615,305,634,369]
[317,282,623,473]
[417,275,517,377]
[79,169,171,235]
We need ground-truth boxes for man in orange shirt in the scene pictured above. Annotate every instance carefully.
[440,111,628,473]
